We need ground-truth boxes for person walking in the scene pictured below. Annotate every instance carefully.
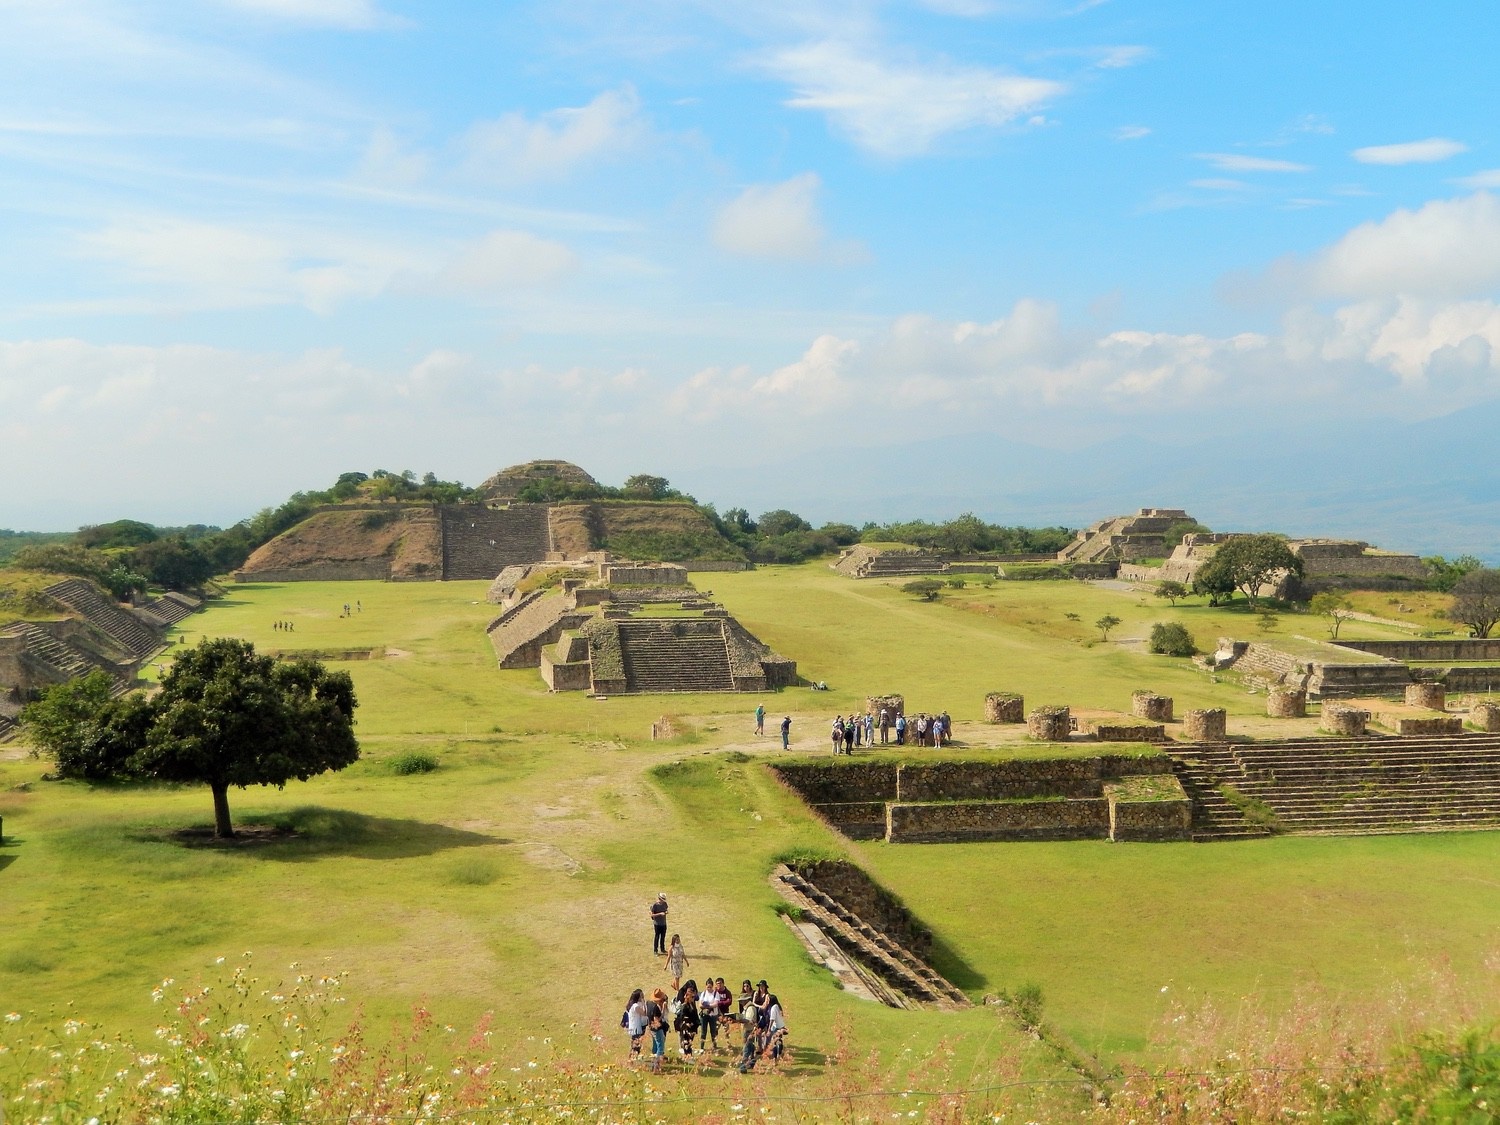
[650,893,669,954]
[755,704,765,735]
[625,988,647,1063]
[698,978,723,1052]
[664,933,690,991]
[780,715,791,750]
[646,989,669,1072]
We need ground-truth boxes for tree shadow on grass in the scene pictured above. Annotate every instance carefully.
[0,854,16,876]
[130,805,508,862]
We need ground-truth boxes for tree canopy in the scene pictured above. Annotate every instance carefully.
[1193,535,1301,607]
[1450,569,1500,639]
[21,640,359,837]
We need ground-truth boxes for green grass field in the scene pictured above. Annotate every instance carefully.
[2,564,1496,1112]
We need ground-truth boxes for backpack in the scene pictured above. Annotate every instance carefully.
[620,1008,630,1029]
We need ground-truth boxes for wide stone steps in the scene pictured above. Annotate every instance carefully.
[0,714,15,742]
[5,623,97,680]
[138,592,198,626]
[1169,759,1274,841]
[43,579,162,658]
[1171,735,1500,838]
[617,628,736,693]
[441,506,553,580]
[772,867,967,1009]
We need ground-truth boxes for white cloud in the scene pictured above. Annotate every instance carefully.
[358,127,428,185]
[461,86,646,182]
[763,40,1066,157]
[1309,192,1500,299]
[1112,124,1150,141]
[1094,45,1150,69]
[220,0,398,30]
[76,215,418,314]
[713,173,864,263]
[1353,137,1468,166]
[1197,153,1311,173]
[433,230,578,292]
[1457,169,1500,190]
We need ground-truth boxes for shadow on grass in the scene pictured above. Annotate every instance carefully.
[0,854,16,876]
[929,931,987,993]
[131,805,508,862]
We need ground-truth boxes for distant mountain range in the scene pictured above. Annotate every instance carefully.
[682,401,1500,562]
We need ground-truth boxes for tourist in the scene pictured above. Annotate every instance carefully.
[736,998,761,1073]
[698,977,723,1052]
[737,979,755,1017]
[879,707,890,744]
[764,993,787,1062]
[863,711,874,746]
[624,988,647,1062]
[895,713,906,744]
[753,980,770,1011]
[915,714,928,747]
[650,893,669,954]
[673,980,700,1057]
[780,715,791,750]
[941,711,952,745]
[852,713,862,747]
[843,718,856,755]
[664,933,690,991]
[831,717,844,755]
[755,704,765,735]
[646,988,669,1072]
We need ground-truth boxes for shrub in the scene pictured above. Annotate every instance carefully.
[902,578,943,601]
[390,751,438,775]
[1148,621,1197,656]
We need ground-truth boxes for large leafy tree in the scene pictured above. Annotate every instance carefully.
[21,640,358,838]
[1450,569,1500,639]
[1193,535,1302,608]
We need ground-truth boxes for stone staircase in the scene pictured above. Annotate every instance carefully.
[43,579,163,658]
[440,506,554,580]
[0,713,15,742]
[1171,735,1500,838]
[1167,745,1274,842]
[137,591,200,627]
[616,619,736,693]
[771,865,968,1009]
[2,623,98,682]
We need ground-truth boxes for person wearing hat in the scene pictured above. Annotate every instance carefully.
[650,893,669,954]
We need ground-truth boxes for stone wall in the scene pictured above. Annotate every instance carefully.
[1089,720,1166,742]
[681,560,752,572]
[602,563,689,586]
[1028,706,1071,740]
[984,692,1024,722]
[1131,692,1173,721]
[1268,689,1307,717]
[770,756,1171,807]
[1471,701,1500,732]
[238,560,391,582]
[1106,784,1192,842]
[539,649,592,691]
[1393,716,1464,737]
[793,860,932,955]
[886,797,1110,843]
[1322,703,1370,736]
[1405,683,1446,710]
[1336,639,1500,662]
[1183,708,1227,741]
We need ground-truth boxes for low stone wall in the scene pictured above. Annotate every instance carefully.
[804,801,889,840]
[1393,716,1464,737]
[540,650,592,691]
[1089,720,1165,742]
[602,564,688,586]
[236,560,390,582]
[1336,639,1500,662]
[1310,662,1416,698]
[1183,708,1227,741]
[1472,701,1500,732]
[681,560,752,572]
[984,692,1024,722]
[1405,683,1446,710]
[1441,668,1500,693]
[1322,703,1370,736]
[1131,692,1173,721]
[886,798,1110,843]
[1107,794,1192,842]
[770,756,1171,806]
[1118,564,1165,583]
[1071,562,1118,580]
[794,860,932,955]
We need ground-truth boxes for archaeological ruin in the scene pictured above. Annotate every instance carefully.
[485,560,795,695]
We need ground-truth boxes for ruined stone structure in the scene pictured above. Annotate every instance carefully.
[600,563,687,586]
[984,692,1024,722]
[1027,705,1071,741]
[1218,636,1500,700]
[866,695,904,721]
[1131,692,1173,722]
[487,572,795,694]
[1183,708,1227,741]
[1057,508,1194,566]
[477,459,599,501]
[1267,689,1307,718]
[1288,539,1428,584]
[1472,702,1500,732]
[1406,683,1447,711]
[1321,703,1370,736]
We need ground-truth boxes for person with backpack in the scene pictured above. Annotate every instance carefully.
[673,980,700,1057]
[736,999,761,1073]
[645,988,669,1072]
[831,716,844,755]
[895,713,906,745]
[623,988,646,1063]
[842,717,856,754]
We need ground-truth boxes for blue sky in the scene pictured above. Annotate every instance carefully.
[4,1,1500,545]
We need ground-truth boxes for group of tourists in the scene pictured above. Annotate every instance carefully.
[636,893,788,1072]
[338,600,362,618]
[828,708,953,753]
[271,620,296,632]
[623,977,787,1074]
[753,705,794,750]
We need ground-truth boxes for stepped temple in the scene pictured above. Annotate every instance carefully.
[484,561,796,695]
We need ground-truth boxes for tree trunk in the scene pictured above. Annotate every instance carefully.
[211,782,235,839]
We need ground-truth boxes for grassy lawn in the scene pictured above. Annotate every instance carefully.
[3,565,1498,1104]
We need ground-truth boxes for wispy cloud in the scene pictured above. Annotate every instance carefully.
[1353,137,1468,165]
[1112,124,1150,141]
[1197,153,1311,173]
[220,0,402,30]
[712,173,866,263]
[461,86,648,183]
[1457,169,1500,190]
[762,40,1065,157]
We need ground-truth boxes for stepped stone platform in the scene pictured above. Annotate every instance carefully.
[1057,507,1193,566]
[137,591,201,627]
[44,579,164,659]
[487,570,796,694]
[440,505,554,581]
[1169,734,1500,838]
[771,861,968,1010]
[0,615,145,707]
